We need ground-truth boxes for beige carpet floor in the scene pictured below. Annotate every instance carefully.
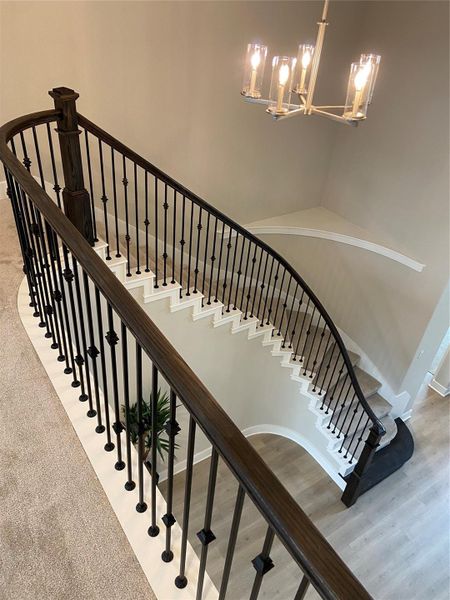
[0,196,156,599]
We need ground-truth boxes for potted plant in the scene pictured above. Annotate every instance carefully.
[122,388,178,465]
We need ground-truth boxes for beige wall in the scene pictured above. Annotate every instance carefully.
[262,1,449,399]
[1,1,448,402]
[0,0,362,224]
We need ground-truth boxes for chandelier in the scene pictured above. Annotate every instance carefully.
[241,0,380,126]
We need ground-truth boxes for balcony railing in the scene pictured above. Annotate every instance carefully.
[0,87,377,599]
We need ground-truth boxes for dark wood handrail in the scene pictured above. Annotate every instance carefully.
[1,109,373,599]
[77,113,385,437]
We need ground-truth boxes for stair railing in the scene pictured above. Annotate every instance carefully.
[7,88,385,506]
[1,98,374,597]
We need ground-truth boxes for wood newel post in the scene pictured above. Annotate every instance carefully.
[341,426,381,507]
[49,87,95,245]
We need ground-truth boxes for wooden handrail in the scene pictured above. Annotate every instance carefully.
[78,113,385,438]
[0,109,373,599]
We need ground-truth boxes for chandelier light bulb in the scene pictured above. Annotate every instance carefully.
[242,43,268,98]
[302,50,312,69]
[251,51,261,70]
[278,64,290,86]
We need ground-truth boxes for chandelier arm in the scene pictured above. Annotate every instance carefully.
[305,0,330,114]
[268,106,306,121]
[311,107,357,126]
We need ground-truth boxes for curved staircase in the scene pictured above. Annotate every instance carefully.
[3,90,413,507]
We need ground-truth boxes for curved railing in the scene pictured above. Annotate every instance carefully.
[76,113,385,463]
[1,101,374,597]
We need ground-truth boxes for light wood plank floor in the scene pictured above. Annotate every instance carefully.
[160,386,449,600]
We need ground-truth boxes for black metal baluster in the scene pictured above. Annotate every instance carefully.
[218,485,245,600]
[14,183,46,327]
[256,252,269,323]
[144,171,150,271]
[21,192,51,335]
[162,183,168,285]
[46,123,63,210]
[265,262,280,325]
[196,448,219,600]
[72,257,96,418]
[278,277,294,341]
[98,140,111,260]
[320,345,341,409]
[207,217,218,305]
[42,224,69,367]
[293,298,311,359]
[153,177,159,287]
[304,313,323,376]
[312,329,333,393]
[186,202,194,296]
[346,416,370,462]
[7,170,41,319]
[174,416,196,588]
[244,243,258,319]
[331,378,353,435]
[214,224,225,303]
[226,232,239,312]
[19,131,31,172]
[123,156,131,276]
[121,322,135,490]
[53,232,79,383]
[193,207,203,294]
[290,294,306,357]
[111,148,120,257]
[240,241,253,317]
[179,195,186,297]
[283,283,300,349]
[29,202,58,347]
[83,270,104,432]
[62,245,88,401]
[261,256,275,326]
[148,364,160,537]
[272,267,287,332]
[161,389,180,562]
[250,247,264,318]
[84,130,97,237]
[171,189,177,284]
[233,237,246,311]
[135,343,147,512]
[106,304,125,470]
[31,126,46,191]
[201,212,210,305]
[337,392,359,448]
[294,576,310,600]
[221,228,233,310]
[94,286,114,451]
[327,373,349,420]
[249,526,275,600]
[134,163,141,274]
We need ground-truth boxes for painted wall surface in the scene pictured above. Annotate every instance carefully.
[0,0,362,224]
[255,2,449,399]
[1,1,448,405]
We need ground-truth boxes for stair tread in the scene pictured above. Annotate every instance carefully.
[352,366,382,398]
[366,393,392,419]
[378,415,398,449]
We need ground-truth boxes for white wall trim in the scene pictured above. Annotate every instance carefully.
[247,224,425,272]
[429,379,450,397]
[241,424,346,491]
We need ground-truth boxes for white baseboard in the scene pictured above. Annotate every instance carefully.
[429,379,450,397]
